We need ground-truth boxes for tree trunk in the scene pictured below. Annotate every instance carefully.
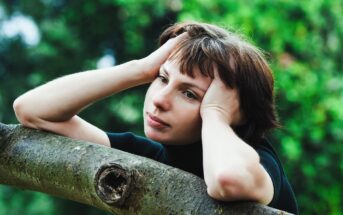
[0,123,291,215]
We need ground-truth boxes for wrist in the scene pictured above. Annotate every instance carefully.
[201,109,231,125]
[128,59,155,84]
[135,58,158,83]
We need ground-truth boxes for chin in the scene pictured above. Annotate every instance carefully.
[144,129,175,145]
[145,129,163,141]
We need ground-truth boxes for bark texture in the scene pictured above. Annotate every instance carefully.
[0,123,292,215]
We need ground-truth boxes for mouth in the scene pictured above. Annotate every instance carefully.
[146,112,170,129]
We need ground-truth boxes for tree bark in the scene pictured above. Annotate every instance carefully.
[0,123,291,215]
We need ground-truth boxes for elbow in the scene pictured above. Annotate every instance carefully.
[206,153,261,201]
[13,97,25,122]
[13,97,37,127]
[206,170,243,200]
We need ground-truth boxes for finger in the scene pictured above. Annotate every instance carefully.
[212,66,230,89]
[163,32,189,49]
[212,65,221,80]
[151,32,188,58]
[173,32,189,41]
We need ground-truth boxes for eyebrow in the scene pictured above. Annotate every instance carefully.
[161,65,207,93]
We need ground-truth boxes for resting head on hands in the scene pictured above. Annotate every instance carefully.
[143,21,278,145]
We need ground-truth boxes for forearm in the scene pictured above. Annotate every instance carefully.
[14,60,149,122]
[201,112,260,200]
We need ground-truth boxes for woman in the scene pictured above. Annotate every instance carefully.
[13,22,298,214]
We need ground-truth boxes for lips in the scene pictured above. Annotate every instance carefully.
[147,113,170,129]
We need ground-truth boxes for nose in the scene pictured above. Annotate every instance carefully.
[152,87,172,111]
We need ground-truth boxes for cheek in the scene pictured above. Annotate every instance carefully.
[172,105,203,143]
[175,104,202,131]
[143,83,156,110]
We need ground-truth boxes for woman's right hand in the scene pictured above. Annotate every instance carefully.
[139,32,188,82]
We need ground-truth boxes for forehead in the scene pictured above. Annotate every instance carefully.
[162,60,212,90]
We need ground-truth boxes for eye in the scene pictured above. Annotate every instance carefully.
[183,90,198,100]
[157,74,168,84]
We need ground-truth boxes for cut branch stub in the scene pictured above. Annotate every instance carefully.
[95,163,133,207]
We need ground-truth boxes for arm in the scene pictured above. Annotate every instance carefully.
[200,71,274,204]
[13,61,147,147]
[13,33,188,147]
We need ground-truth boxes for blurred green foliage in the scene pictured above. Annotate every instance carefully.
[0,0,342,214]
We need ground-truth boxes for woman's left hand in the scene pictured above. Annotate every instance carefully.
[200,69,243,126]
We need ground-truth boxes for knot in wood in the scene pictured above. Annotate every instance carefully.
[95,163,132,206]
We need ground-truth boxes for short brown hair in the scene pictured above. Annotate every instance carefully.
[159,21,279,143]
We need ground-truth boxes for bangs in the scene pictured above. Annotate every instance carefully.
[168,37,221,79]
[167,37,236,88]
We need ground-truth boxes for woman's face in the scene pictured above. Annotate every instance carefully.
[143,60,212,145]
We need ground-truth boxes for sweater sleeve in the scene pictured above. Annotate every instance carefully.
[256,147,282,206]
[254,140,299,214]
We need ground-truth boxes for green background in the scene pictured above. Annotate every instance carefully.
[0,0,342,214]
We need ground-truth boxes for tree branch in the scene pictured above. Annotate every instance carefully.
[0,123,292,214]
